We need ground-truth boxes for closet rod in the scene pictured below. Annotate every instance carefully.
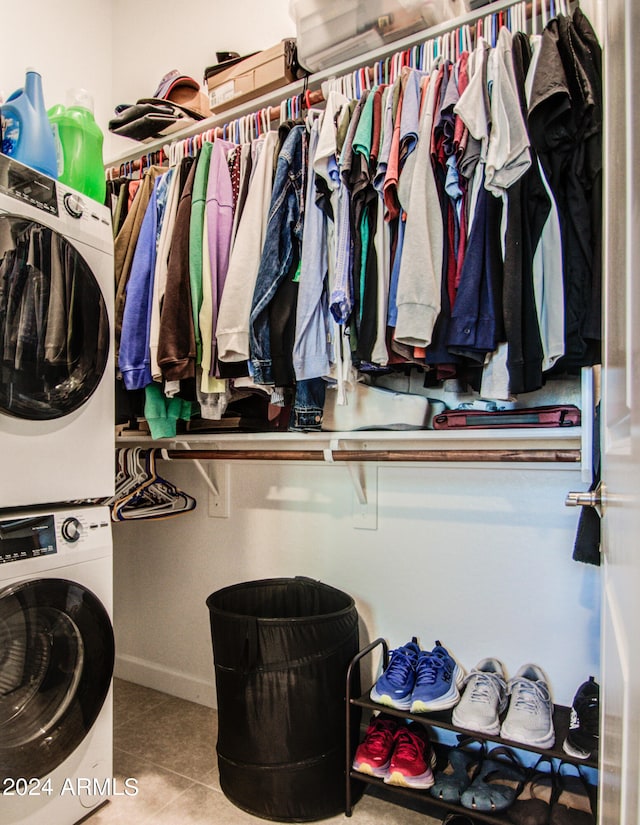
[105,0,543,169]
[161,448,581,463]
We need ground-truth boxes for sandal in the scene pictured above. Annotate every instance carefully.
[549,762,596,825]
[460,746,526,813]
[508,755,555,825]
[430,739,484,803]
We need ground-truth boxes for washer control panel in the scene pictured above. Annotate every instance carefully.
[0,513,56,564]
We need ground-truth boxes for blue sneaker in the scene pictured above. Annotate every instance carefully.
[409,641,464,713]
[370,639,421,710]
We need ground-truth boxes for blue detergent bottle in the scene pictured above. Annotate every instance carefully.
[1,68,58,178]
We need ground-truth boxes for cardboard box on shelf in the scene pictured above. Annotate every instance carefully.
[207,40,299,112]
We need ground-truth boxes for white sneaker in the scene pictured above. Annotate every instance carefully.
[500,664,555,749]
[451,658,508,735]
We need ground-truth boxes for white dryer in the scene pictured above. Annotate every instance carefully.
[0,155,114,508]
[0,505,114,825]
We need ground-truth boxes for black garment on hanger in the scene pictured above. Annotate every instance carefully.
[427,62,468,377]
[528,9,602,372]
[115,382,145,427]
[269,261,299,387]
[502,31,547,394]
[347,89,380,364]
[233,145,253,229]
[573,401,601,566]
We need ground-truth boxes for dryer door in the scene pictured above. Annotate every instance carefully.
[0,215,109,420]
[0,578,114,781]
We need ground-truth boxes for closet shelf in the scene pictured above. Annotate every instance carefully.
[115,428,582,465]
[348,772,516,825]
[351,691,598,770]
[105,0,529,168]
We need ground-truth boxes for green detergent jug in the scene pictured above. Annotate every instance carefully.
[1,68,58,178]
[48,90,106,203]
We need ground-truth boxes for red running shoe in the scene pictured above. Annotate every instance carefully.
[384,723,436,789]
[352,714,398,778]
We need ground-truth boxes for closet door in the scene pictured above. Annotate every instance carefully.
[600,0,640,822]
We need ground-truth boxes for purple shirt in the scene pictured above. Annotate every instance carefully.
[206,139,235,375]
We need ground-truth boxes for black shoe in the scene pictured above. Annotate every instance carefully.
[563,676,599,760]
[442,813,479,824]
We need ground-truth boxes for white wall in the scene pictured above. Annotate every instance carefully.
[0,0,295,163]
[113,459,600,709]
[0,1,114,155]
[107,0,295,159]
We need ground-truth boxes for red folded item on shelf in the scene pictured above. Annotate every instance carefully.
[432,404,581,429]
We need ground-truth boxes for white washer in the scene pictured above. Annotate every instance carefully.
[0,505,114,825]
[0,155,114,508]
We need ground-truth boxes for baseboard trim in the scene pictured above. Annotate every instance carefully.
[114,653,216,708]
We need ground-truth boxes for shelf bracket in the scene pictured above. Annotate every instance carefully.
[172,441,230,518]
[348,461,378,531]
[322,439,378,528]
[347,461,367,506]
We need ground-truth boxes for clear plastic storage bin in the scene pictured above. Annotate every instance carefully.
[290,0,469,72]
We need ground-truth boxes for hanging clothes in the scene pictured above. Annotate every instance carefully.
[114,4,603,437]
[310,88,353,403]
[525,32,565,374]
[157,157,198,385]
[215,131,279,366]
[114,165,164,366]
[249,124,308,388]
[204,139,236,380]
[501,31,547,395]
[119,171,172,391]
[527,7,603,372]
[394,65,443,351]
[150,160,184,382]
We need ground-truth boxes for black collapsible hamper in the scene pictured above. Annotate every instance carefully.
[206,576,360,821]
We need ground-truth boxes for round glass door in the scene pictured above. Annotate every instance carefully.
[0,578,114,781]
[0,216,109,420]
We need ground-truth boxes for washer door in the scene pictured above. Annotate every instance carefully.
[0,578,114,781]
[0,215,110,420]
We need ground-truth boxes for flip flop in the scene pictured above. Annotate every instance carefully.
[549,762,596,825]
[508,755,555,825]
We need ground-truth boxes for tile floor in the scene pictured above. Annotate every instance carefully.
[85,678,443,825]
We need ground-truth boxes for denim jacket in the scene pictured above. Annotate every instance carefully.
[249,125,307,385]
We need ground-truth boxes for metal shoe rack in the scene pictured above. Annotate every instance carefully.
[344,638,598,824]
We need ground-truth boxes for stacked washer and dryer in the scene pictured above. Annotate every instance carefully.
[0,155,116,825]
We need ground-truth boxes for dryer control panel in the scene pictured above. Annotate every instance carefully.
[0,153,58,215]
[0,153,113,252]
[0,508,111,566]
